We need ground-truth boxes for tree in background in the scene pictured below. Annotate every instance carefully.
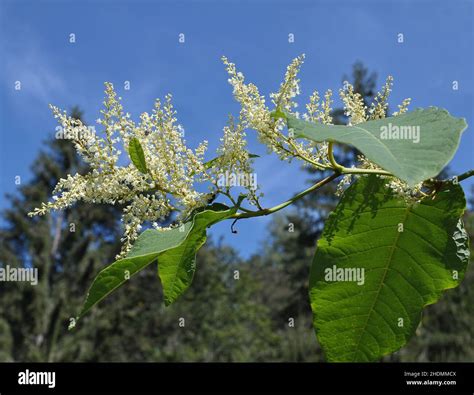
[0,107,123,361]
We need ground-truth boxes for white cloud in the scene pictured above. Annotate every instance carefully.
[3,40,66,106]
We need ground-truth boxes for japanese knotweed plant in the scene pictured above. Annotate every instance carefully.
[30,55,473,362]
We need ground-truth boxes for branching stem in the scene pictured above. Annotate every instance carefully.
[327,142,344,172]
[228,167,474,222]
[230,172,341,219]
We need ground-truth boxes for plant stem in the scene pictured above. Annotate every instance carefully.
[327,142,344,172]
[274,138,329,170]
[230,172,341,219]
[220,190,237,205]
[227,156,472,221]
[220,190,257,213]
[456,169,474,182]
[341,167,393,176]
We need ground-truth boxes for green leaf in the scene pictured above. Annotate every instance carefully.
[309,175,469,362]
[128,137,148,174]
[288,108,467,186]
[78,204,237,319]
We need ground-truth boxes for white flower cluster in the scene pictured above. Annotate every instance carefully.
[304,89,334,125]
[340,83,366,126]
[209,114,261,204]
[222,54,415,193]
[303,89,334,166]
[222,55,325,167]
[369,76,394,120]
[339,76,411,126]
[30,83,212,257]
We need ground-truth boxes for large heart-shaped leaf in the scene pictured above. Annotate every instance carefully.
[78,204,237,319]
[309,175,469,362]
[287,108,466,186]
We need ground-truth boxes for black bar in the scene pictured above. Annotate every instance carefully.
[0,363,473,393]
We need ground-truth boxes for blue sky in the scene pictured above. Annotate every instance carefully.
[1,0,473,258]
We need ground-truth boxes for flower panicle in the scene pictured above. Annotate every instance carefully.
[31,83,214,258]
